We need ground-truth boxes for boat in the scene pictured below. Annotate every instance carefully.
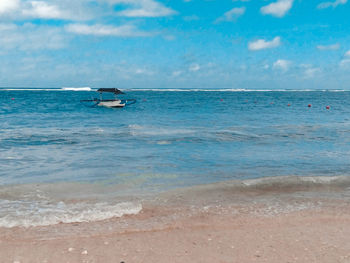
[81,88,136,108]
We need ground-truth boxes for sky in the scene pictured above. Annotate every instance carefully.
[0,0,350,89]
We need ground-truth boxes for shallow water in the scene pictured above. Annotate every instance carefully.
[1,89,350,226]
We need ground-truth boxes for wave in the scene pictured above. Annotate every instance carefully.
[61,87,91,91]
[0,88,62,91]
[187,175,350,194]
[0,200,142,228]
[128,124,194,137]
[158,175,350,215]
[0,87,91,91]
[0,175,349,228]
[241,175,350,188]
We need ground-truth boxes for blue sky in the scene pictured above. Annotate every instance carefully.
[0,0,349,89]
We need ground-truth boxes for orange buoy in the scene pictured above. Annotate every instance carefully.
[308,104,312,108]
[326,106,330,110]
[287,103,291,107]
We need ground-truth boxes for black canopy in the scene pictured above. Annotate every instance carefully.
[97,88,124,94]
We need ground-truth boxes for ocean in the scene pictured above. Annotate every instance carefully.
[1,88,350,227]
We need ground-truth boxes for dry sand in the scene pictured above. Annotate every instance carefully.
[1,185,350,263]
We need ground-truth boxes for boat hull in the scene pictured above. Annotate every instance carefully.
[98,100,125,108]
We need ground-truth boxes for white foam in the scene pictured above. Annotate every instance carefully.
[242,175,350,187]
[0,88,61,91]
[157,140,172,145]
[128,124,194,136]
[252,200,321,217]
[61,87,91,91]
[0,200,142,228]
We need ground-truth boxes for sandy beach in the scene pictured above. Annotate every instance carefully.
[1,180,350,263]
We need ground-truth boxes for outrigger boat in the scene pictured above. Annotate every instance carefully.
[81,88,136,108]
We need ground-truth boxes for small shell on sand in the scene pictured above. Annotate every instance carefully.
[68,248,74,252]
[81,250,88,255]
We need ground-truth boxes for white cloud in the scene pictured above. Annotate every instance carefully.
[248,36,281,51]
[0,23,66,50]
[273,59,291,71]
[172,70,182,77]
[105,0,177,17]
[0,0,93,21]
[0,23,16,31]
[65,23,153,37]
[300,65,321,78]
[317,43,340,50]
[1,0,175,20]
[135,68,154,75]
[0,0,20,14]
[317,0,347,9]
[260,0,293,17]
[189,63,200,72]
[304,68,320,78]
[215,7,246,23]
[340,50,350,67]
[22,1,67,19]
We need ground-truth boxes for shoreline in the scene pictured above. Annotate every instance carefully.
[0,174,349,228]
[1,179,350,262]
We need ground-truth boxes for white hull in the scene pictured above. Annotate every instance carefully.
[98,100,125,108]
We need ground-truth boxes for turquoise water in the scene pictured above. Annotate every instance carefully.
[1,89,350,226]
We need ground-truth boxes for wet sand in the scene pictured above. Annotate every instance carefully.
[1,181,350,263]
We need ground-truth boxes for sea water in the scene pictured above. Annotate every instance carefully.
[1,89,350,227]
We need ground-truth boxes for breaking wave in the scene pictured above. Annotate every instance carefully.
[128,124,195,137]
[0,200,142,228]
[61,87,91,91]
[193,175,350,193]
